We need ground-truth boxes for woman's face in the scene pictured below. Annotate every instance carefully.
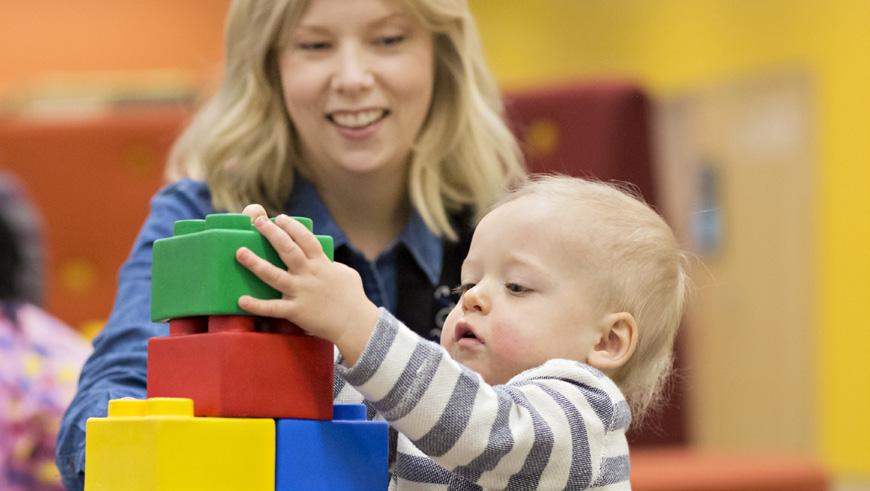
[278,0,434,182]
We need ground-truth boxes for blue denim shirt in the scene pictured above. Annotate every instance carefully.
[55,177,443,490]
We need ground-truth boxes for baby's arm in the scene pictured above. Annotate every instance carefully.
[338,308,631,489]
[235,215,630,489]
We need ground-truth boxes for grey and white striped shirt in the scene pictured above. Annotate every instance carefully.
[335,309,632,490]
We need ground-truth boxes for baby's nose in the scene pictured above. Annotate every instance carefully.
[461,285,490,314]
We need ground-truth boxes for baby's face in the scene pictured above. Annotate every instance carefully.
[441,196,608,385]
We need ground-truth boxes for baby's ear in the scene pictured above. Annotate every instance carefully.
[586,312,637,372]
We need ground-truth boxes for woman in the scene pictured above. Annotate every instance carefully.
[57,0,525,488]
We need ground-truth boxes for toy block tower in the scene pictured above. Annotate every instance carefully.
[146,214,334,419]
[85,213,389,490]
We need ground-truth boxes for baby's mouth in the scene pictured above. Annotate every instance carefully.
[326,109,389,129]
[455,322,483,345]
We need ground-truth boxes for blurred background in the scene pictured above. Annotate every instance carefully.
[1,1,868,489]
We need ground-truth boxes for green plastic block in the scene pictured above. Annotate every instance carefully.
[151,213,331,321]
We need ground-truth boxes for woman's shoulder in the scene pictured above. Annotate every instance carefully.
[148,178,216,220]
[132,178,217,246]
[154,178,212,204]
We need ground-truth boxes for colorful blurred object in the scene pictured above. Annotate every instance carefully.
[0,172,92,490]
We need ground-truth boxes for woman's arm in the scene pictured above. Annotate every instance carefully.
[55,180,213,491]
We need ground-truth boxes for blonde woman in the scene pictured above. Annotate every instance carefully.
[57,0,524,488]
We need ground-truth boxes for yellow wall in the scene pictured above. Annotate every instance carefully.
[470,0,870,476]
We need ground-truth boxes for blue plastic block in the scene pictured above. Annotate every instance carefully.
[276,404,389,490]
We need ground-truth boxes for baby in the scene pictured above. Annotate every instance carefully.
[236,175,689,489]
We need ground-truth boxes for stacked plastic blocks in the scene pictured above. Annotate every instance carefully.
[84,213,389,491]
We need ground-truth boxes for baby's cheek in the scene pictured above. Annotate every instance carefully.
[489,321,532,365]
[439,305,463,347]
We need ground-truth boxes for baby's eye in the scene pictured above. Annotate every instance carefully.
[375,34,405,46]
[452,283,475,295]
[505,283,530,294]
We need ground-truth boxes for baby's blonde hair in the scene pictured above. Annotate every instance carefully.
[166,0,525,240]
[502,175,690,422]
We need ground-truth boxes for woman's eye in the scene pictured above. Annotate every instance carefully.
[452,283,474,295]
[298,41,331,50]
[505,283,529,294]
[376,35,405,46]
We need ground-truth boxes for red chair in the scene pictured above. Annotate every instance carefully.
[505,81,657,203]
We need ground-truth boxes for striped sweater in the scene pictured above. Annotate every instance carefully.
[334,309,632,490]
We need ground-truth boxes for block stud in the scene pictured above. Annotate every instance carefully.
[146,397,194,416]
[209,315,256,333]
[205,213,251,230]
[107,398,147,417]
[332,404,367,421]
[173,219,206,236]
[169,317,208,336]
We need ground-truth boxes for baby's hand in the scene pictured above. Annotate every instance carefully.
[235,213,379,365]
[241,203,269,223]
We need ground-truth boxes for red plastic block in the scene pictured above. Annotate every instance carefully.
[147,329,334,420]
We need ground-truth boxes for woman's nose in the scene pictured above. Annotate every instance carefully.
[330,43,374,94]
[461,285,490,314]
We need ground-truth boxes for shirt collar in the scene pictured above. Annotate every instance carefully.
[284,175,443,285]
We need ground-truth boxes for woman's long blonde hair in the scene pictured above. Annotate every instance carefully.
[166,0,525,239]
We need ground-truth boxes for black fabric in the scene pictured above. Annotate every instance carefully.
[396,209,474,341]
[0,211,21,300]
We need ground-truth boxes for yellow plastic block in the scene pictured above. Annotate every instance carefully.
[85,397,275,491]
